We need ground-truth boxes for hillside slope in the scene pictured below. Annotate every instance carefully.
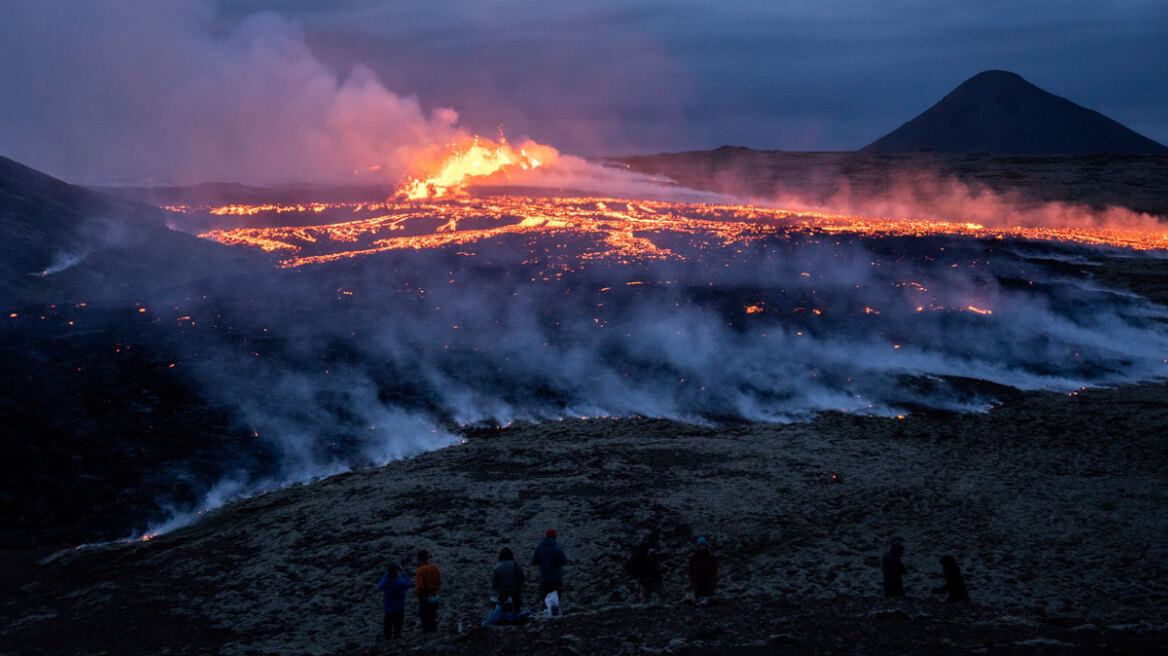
[3,369,1167,654]
[0,155,255,308]
[862,70,1168,155]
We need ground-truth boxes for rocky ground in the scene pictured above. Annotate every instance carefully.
[3,366,1167,654]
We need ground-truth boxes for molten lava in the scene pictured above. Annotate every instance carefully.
[195,196,1168,269]
[400,135,558,200]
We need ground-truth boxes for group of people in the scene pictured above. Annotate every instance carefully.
[375,550,442,641]
[377,532,967,642]
[489,529,569,618]
[625,530,720,604]
[375,529,569,643]
[882,538,970,603]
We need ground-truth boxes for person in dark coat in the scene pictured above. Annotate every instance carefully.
[531,528,568,600]
[933,555,970,603]
[882,540,908,597]
[377,562,412,642]
[688,537,718,600]
[491,547,526,613]
[627,531,664,604]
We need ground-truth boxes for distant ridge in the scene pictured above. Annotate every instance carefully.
[862,70,1168,155]
[0,155,253,307]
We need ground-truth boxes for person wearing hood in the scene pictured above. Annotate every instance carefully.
[531,528,568,601]
[377,562,412,642]
[882,539,908,597]
[933,555,970,603]
[491,547,526,613]
[688,537,718,601]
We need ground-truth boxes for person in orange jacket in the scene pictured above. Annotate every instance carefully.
[415,550,442,633]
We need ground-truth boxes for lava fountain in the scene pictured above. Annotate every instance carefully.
[399,134,559,200]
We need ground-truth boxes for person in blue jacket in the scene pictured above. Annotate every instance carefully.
[377,563,412,642]
[532,528,568,602]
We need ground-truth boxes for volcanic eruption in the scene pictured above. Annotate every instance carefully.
[151,141,1168,535]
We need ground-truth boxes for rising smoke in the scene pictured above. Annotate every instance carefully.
[0,1,462,186]
[6,2,1164,542]
[133,216,1168,536]
[766,174,1165,232]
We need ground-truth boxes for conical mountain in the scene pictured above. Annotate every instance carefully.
[862,70,1168,154]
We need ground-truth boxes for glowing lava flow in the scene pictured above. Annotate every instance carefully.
[400,136,558,200]
[197,196,1168,268]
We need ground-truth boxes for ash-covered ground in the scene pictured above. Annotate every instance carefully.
[3,374,1167,655]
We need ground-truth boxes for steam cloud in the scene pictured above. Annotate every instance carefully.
[762,174,1165,232]
[137,220,1168,535]
[0,1,463,186]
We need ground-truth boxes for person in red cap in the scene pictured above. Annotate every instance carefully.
[531,528,568,603]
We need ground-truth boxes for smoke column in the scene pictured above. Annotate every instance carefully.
[0,1,463,185]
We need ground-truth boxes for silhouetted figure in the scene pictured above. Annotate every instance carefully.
[882,540,908,597]
[626,531,664,603]
[377,562,411,642]
[492,546,526,613]
[532,528,568,602]
[415,550,442,633]
[688,537,718,601]
[933,555,969,603]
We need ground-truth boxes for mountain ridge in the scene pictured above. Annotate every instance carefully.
[862,70,1168,155]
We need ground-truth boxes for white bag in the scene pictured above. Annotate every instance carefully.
[543,590,561,617]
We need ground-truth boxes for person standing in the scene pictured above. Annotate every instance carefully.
[415,550,442,633]
[882,539,908,597]
[377,563,411,642]
[492,547,526,613]
[688,537,718,601]
[933,555,970,603]
[626,531,665,604]
[532,529,568,603]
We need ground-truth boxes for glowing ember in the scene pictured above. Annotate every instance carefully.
[196,196,1168,268]
[400,135,558,200]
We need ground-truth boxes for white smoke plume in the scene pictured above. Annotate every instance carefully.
[0,1,462,186]
[762,173,1166,232]
[97,201,1167,540]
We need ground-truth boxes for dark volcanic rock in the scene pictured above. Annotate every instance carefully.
[862,70,1168,155]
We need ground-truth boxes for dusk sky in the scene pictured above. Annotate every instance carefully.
[1,0,1165,184]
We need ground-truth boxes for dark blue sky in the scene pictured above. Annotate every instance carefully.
[230,0,1168,155]
[1,0,1165,184]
